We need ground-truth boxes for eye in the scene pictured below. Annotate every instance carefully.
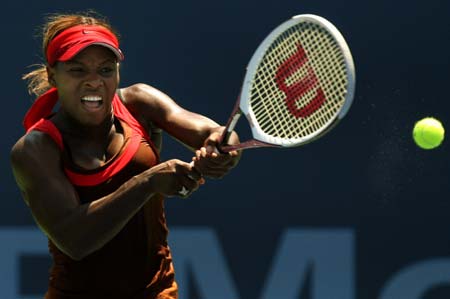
[99,66,115,76]
[68,67,85,73]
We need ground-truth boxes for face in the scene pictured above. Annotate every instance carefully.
[47,45,120,127]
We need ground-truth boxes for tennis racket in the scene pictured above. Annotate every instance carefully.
[218,14,355,152]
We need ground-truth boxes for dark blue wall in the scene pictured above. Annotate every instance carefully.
[1,1,450,298]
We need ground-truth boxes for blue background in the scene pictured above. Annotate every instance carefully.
[1,0,450,298]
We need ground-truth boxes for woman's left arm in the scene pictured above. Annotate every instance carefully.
[120,83,241,178]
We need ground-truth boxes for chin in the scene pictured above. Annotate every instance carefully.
[79,114,111,127]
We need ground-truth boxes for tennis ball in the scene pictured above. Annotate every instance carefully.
[413,117,445,149]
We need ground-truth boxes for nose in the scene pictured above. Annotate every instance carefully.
[84,73,104,89]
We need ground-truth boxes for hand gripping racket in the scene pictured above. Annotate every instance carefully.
[219,14,355,152]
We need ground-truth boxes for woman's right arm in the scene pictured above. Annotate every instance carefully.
[10,131,201,260]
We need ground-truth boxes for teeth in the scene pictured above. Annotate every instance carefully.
[81,96,102,102]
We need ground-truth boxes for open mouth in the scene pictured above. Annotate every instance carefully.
[81,95,103,109]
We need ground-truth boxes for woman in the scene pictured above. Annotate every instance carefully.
[10,11,240,299]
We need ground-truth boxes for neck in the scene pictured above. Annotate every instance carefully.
[53,110,115,141]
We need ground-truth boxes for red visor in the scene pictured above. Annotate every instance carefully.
[46,25,124,66]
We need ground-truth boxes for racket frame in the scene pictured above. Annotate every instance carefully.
[219,14,355,152]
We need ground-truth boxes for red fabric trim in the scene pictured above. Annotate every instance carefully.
[23,88,59,131]
[24,90,160,186]
[26,118,64,150]
[112,97,151,141]
[112,96,160,161]
[64,133,141,186]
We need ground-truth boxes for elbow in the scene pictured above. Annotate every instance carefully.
[63,249,85,261]
[69,253,87,262]
[50,236,90,261]
[62,244,88,261]
[48,228,93,261]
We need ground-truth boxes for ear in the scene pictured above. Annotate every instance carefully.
[46,66,56,87]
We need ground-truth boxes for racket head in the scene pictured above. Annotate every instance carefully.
[239,14,355,148]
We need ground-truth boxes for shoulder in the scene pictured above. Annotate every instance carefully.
[118,84,181,124]
[11,131,62,179]
[119,83,174,108]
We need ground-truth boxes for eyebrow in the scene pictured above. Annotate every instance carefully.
[64,58,117,66]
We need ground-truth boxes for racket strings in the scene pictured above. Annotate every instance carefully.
[249,22,349,141]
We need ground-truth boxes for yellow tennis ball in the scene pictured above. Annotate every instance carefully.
[413,117,445,149]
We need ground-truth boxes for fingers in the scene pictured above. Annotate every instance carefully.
[175,161,204,198]
[151,159,205,199]
[187,161,203,181]
[192,146,240,179]
[195,146,238,164]
[191,159,234,178]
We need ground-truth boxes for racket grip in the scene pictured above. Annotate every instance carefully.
[219,130,233,146]
[218,130,234,154]
[218,112,242,153]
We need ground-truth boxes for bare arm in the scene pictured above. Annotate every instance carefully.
[10,131,201,260]
[120,83,241,177]
[121,83,224,149]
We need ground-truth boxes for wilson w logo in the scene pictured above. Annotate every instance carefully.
[275,43,326,118]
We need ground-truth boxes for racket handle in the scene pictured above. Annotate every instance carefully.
[220,129,234,146]
[218,109,242,152]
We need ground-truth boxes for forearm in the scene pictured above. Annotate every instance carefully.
[166,112,223,150]
[52,173,154,260]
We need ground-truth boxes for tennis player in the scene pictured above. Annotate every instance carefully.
[10,11,240,299]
